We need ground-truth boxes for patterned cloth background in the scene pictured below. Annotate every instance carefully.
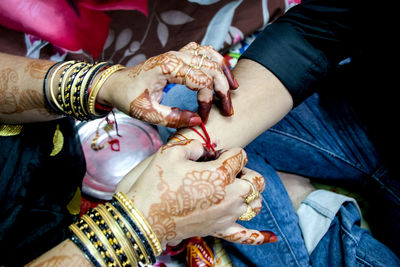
[0,0,299,63]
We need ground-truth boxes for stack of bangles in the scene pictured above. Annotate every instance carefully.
[43,60,126,120]
[69,192,162,267]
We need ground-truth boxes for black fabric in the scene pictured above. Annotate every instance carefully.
[241,0,355,106]
[0,117,86,266]
[240,0,400,256]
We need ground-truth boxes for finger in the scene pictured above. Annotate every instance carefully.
[249,197,262,215]
[161,139,205,162]
[128,87,202,128]
[181,44,239,89]
[179,41,200,51]
[189,55,233,117]
[183,68,214,123]
[239,167,266,193]
[212,148,248,183]
[214,223,277,245]
[163,61,214,123]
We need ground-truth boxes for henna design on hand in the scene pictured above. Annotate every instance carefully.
[26,254,89,267]
[0,68,50,115]
[0,68,19,114]
[24,61,53,79]
[217,231,263,245]
[129,89,199,128]
[253,175,266,192]
[26,242,90,267]
[160,139,193,153]
[145,151,245,244]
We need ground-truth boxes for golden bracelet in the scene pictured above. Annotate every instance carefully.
[69,224,107,267]
[81,214,122,267]
[70,64,92,119]
[114,192,163,256]
[105,202,151,265]
[60,62,86,109]
[88,64,125,117]
[48,61,75,113]
[80,62,110,115]
[96,205,138,267]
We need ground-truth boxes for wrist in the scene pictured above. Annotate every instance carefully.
[94,66,125,109]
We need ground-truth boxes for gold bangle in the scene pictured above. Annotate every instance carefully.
[60,62,86,109]
[81,214,122,267]
[105,202,151,265]
[88,64,125,117]
[48,61,75,113]
[70,64,91,119]
[114,192,163,256]
[96,205,138,267]
[69,224,107,267]
[80,62,110,116]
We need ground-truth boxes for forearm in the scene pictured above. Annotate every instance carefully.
[179,59,293,148]
[117,59,293,190]
[0,52,61,123]
[25,240,92,267]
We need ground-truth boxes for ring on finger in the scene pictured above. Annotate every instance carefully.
[238,204,257,221]
[195,54,207,69]
[243,179,260,204]
[194,46,200,56]
[183,65,194,85]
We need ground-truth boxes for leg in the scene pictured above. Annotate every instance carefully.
[277,171,315,211]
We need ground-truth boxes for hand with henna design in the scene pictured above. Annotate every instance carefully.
[118,139,277,247]
[97,42,238,128]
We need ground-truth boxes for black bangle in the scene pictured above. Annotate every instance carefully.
[82,62,110,118]
[43,61,63,114]
[69,233,103,267]
[110,199,157,264]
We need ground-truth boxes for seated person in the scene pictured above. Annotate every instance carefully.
[1,44,274,266]
[121,0,400,265]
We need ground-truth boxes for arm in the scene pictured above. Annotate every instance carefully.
[27,140,273,267]
[25,240,92,267]
[1,42,236,127]
[117,0,354,189]
[179,59,293,148]
[0,52,61,123]
[117,58,293,192]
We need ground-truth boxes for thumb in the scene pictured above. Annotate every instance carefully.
[130,95,202,128]
[214,223,277,245]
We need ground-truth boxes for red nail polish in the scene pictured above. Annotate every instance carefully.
[189,116,202,126]
[261,231,277,244]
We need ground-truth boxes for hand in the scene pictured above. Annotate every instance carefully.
[98,42,238,128]
[122,139,276,247]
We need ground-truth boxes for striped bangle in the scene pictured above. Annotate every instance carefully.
[114,192,163,257]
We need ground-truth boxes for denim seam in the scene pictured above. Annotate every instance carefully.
[355,255,374,267]
[370,166,400,203]
[340,224,358,246]
[301,199,335,219]
[269,128,369,175]
[261,196,302,267]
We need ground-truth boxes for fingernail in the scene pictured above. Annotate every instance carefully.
[230,106,234,115]
[189,116,202,127]
[198,102,211,123]
[261,231,278,244]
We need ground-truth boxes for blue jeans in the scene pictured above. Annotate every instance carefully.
[158,85,400,266]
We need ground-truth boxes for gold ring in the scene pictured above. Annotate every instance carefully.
[194,47,200,56]
[182,65,193,85]
[238,205,257,221]
[195,54,207,69]
[243,179,259,204]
